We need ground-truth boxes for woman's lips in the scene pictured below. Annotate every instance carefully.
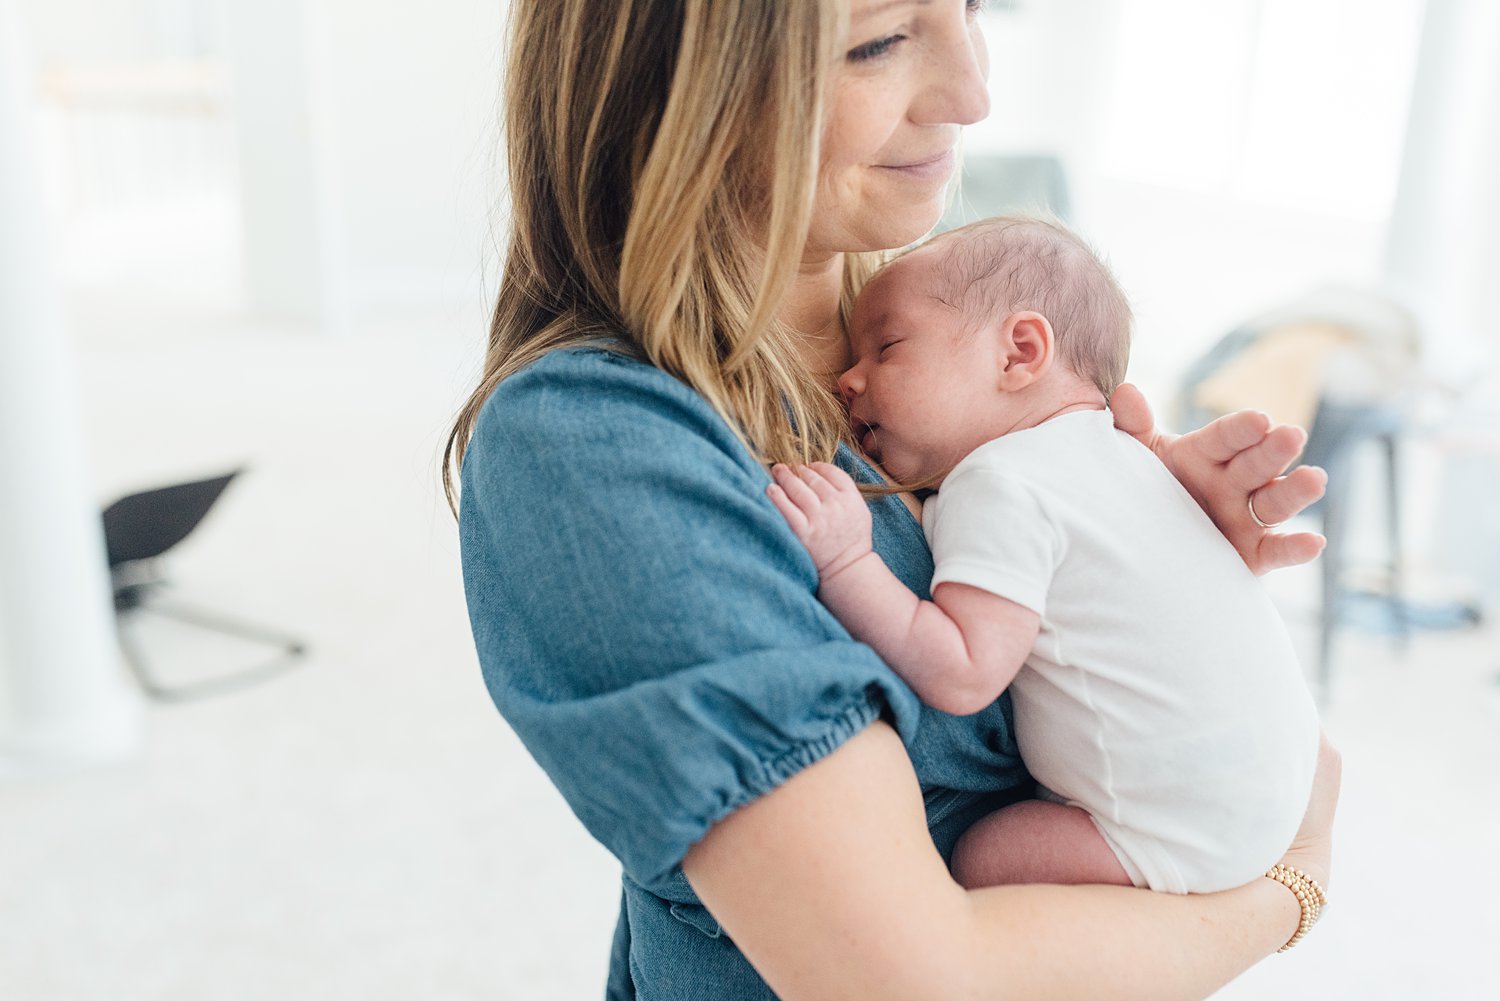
[858,422,880,455]
[876,148,956,183]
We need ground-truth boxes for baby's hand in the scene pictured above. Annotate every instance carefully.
[767,462,873,581]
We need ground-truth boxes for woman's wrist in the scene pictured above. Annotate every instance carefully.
[1236,871,1305,958]
[1263,863,1328,952]
[1277,848,1330,893]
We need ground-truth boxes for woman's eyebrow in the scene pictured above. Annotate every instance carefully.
[855,0,931,22]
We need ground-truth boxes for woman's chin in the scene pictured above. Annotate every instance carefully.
[867,203,948,251]
[813,195,951,255]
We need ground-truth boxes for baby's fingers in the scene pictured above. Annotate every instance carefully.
[766,483,809,536]
[807,461,859,494]
[771,463,822,513]
[797,464,846,503]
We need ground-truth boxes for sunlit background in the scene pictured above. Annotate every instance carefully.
[2,1,1497,998]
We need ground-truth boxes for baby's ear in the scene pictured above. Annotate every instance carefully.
[996,311,1054,390]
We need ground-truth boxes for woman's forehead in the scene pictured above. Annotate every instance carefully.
[851,0,932,21]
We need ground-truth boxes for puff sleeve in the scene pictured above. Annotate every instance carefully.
[457,346,923,893]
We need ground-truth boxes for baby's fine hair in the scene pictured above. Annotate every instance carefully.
[920,215,1132,398]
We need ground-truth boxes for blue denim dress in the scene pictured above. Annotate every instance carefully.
[459,346,1031,999]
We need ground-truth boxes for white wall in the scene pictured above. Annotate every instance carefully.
[1382,0,1500,381]
[24,0,511,330]
[967,0,1434,404]
[1,0,144,770]
[308,0,509,321]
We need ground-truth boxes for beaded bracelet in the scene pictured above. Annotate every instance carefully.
[1264,863,1329,952]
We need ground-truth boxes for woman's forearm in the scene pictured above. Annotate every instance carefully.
[685,721,1298,1001]
[950,878,1298,1000]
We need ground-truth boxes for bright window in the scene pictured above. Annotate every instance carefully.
[1100,0,1425,221]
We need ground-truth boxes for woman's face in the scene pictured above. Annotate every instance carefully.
[809,0,990,257]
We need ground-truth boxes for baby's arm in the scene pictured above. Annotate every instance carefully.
[768,463,1039,715]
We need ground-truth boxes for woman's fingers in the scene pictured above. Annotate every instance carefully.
[1254,531,1328,575]
[1190,409,1275,466]
[1250,466,1328,527]
[1114,393,1328,574]
[1247,466,1329,572]
[1107,383,1158,448]
[1224,423,1308,491]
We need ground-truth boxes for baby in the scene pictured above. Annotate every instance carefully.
[768,216,1320,894]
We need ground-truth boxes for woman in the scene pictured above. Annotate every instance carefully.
[445,1,1340,998]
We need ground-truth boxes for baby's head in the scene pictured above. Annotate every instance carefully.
[841,215,1133,484]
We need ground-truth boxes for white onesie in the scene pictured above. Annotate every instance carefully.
[922,409,1320,894]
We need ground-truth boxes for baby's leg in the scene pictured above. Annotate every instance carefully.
[951,800,1134,889]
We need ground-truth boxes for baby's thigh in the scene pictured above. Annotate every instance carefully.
[950,799,1133,890]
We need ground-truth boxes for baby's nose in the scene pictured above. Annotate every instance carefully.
[837,366,863,402]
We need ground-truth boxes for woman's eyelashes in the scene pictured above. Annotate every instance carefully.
[846,33,905,63]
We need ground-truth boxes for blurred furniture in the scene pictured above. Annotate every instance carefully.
[1176,286,1423,697]
[103,469,305,702]
[940,152,1072,230]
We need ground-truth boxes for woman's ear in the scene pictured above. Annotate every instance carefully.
[994,311,1055,390]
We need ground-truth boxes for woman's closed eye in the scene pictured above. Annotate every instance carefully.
[846,33,905,63]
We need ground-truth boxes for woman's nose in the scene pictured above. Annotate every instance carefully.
[912,11,990,127]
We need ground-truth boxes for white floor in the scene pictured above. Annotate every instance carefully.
[3,296,1498,1000]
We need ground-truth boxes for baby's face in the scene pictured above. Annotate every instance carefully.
[841,247,1015,483]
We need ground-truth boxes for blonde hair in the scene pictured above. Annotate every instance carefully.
[923,214,1133,398]
[442,0,883,514]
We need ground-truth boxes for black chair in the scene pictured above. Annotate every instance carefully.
[103,469,305,701]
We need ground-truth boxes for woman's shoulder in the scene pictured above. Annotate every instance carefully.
[461,341,765,510]
[466,342,762,486]
[476,341,732,439]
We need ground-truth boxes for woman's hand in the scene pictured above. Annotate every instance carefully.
[1109,383,1328,575]
[1279,730,1343,891]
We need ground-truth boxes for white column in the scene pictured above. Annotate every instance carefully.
[224,0,349,332]
[0,1,144,772]
[1381,0,1500,380]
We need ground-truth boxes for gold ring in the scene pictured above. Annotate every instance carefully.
[1248,494,1283,529]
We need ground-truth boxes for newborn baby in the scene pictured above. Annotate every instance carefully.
[768,215,1320,894]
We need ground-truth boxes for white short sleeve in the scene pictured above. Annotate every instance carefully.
[922,468,1062,617]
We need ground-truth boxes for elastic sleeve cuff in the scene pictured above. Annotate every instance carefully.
[506,640,920,894]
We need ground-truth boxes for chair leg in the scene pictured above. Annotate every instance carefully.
[114,600,306,702]
[1383,432,1410,655]
[146,598,307,654]
[115,622,174,701]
